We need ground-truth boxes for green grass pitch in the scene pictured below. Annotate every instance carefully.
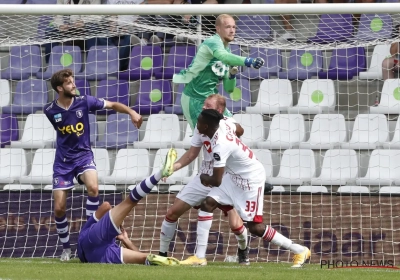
[0,258,399,280]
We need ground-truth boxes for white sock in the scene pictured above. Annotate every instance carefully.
[232,225,248,250]
[262,225,304,254]
[196,210,213,259]
[160,217,177,253]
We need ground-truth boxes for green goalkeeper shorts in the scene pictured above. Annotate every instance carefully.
[181,93,233,131]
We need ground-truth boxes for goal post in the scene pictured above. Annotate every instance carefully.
[0,3,399,266]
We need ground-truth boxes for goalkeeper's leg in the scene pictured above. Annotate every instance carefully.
[181,94,205,131]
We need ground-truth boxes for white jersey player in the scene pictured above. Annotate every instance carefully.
[159,94,250,266]
[180,109,311,268]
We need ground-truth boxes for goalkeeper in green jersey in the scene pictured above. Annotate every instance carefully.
[173,14,265,130]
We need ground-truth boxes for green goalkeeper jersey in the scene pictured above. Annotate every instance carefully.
[172,34,247,99]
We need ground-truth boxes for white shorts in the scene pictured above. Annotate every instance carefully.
[207,174,265,223]
[176,175,212,207]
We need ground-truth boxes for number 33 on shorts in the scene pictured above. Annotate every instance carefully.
[245,200,256,212]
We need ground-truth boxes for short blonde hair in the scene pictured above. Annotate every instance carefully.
[206,94,226,111]
[215,14,235,27]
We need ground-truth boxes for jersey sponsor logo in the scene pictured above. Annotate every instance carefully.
[203,141,212,153]
[54,113,62,123]
[76,110,83,118]
[58,122,85,137]
[213,152,221,161]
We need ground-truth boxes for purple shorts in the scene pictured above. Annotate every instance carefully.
[52,156,96,190]
[78,211,123,264]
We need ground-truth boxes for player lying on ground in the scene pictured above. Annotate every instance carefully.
[44,69,143,261]
[180,110,311,268]
[77,148,180,265]
[173,13,265,130]
[159,94,250,265]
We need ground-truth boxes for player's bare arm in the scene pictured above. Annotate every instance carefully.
[235,124,244,138]
[173,146,202,172]
[104,101,143,128]
[200,167,225,187]
[117,226,139,252]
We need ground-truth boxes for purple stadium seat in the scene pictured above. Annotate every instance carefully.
[94,113,139,149]
[95,80,129,115]
[164,84,184,115]
[230,44,241,56]
[2,0,24,3]
[355,14,392,41]
[37,46,82,79]
[2,79,48,115]
[278,50,323,80]
[218,79,251,113]
[74,80,91,96]
[308,14,354,44]
[27,0,57,3]
[131,80,173,115]
[89,114,97,145]
[241,48,281,79]
[0,114,18,148]
[155,46,196,79]
[76,46,119,81]
[236,15,271,40]
[118,45,163,80]
[1,45,42,80]
[318,47,366,80]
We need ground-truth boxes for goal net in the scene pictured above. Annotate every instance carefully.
[0,3,400,266]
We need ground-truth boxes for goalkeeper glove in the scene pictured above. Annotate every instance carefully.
[229,66,238,79]
[244,57,265,69]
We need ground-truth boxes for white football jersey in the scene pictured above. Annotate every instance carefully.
[211,121,265,189]
[191,117,237,175]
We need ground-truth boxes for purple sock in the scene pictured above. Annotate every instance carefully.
[86,195,99,220]
[55,215,70,249]
[129,173,160,203]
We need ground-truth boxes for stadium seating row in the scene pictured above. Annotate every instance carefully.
[3,76,400,116]
[0,45,195,81]
[0,44,382,82]
[4,113,400,150]
[3,147,400,191]
[0,44,377,82]
[0,42,390,80]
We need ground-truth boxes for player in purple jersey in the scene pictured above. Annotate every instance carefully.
[44,69,143,261]
[78,148,180,265]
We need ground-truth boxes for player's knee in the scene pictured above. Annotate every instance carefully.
[86,185,99,197]
[247,222,263,236]
[166,207,181,221]
[201,197,218,212]
[54,205,66,218]
[101,201,112,211]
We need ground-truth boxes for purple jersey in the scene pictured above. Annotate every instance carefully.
[44,96,105,163]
